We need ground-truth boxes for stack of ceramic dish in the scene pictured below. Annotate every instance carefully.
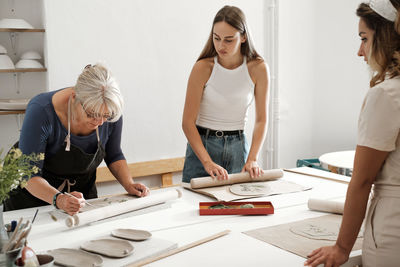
[0,98,31,110]
[15,51,44,69]
[0,18,34,29]
[0,44,15,69]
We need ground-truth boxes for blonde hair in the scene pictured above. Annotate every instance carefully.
[74,64,123,122]
[357,1,400,87]
[197,5,261,62]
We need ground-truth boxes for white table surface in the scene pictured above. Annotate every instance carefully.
[3,168,360,267]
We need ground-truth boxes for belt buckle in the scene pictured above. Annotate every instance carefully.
[215,130,224,137]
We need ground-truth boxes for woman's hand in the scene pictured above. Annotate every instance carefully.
[203,161,228,180]
[304,245,349,267]
[56,191,85,216]
[125,183,150,197]
[241,160,263,178]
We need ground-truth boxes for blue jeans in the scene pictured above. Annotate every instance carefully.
[182,131,249,183]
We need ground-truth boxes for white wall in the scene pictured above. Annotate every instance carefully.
[277,0,370,168]
[43,0,266,165]
[277,0,317,167]
[0,0,374,182]
[312,0,369,157]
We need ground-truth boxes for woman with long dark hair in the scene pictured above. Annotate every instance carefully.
[182,6,269,182]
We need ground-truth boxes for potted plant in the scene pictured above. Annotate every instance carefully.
[0,147,43,265]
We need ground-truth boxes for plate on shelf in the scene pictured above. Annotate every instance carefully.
[0,18,33,29]
[0,99,30,110]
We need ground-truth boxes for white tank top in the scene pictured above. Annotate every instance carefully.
[196,56,255,130]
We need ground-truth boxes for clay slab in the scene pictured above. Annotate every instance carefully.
[47,248,103,267]
[111,229,152,241]
[81,239,134,258]
[229,182,271,196]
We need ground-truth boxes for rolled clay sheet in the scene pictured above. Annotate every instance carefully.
[66,189,182,228]
[190,169,284,189]
[308,198,344,214]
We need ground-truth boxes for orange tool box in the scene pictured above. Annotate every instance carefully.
[199,201,274,215]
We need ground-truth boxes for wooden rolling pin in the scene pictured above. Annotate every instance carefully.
[190,169,284,189]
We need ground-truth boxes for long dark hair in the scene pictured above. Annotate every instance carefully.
[357,0,400,86]
[197,5,261,62]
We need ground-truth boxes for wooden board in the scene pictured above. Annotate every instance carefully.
[96,157,185,187]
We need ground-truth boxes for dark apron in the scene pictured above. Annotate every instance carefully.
[4,96,106,211]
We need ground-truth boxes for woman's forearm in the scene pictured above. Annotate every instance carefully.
[182,122,212,165]
[336,178,372,253]
[247,120,266,162]
[25,176,59,204]
[108,159,134,189]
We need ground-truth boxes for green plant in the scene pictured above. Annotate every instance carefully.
[0,148,44,203]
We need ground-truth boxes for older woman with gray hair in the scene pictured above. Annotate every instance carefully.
[3,64,149,215]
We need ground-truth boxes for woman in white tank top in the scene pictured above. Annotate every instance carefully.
[181,6,269,182]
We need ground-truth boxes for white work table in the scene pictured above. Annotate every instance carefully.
[3,168,360,267]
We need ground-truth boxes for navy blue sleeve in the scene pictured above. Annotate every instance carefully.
[104,116,126,165]
[19,102,51,176]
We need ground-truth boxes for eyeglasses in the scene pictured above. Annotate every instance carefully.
[80,103,114,121]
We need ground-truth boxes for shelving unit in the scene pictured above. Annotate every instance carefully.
[0,0,46,146]
[0,68,46,73]
[0,28,45,32]
[0,110,25,115]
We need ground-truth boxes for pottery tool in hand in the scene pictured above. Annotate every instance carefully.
[63,192,96,207]
[127,230,230,267]
[65,189,182,228]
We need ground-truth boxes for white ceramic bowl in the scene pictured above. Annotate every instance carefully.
[0,44,7,54]
[15,59,43,69]
[0,54,15,69]
[0,18,33,29]
[20,51,41,60]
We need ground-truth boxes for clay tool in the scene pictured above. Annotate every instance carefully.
[10,220,17,231]
[31,209,39,224]
[127,230,231,266]
[2,217,23,252]
[63,192,95,207]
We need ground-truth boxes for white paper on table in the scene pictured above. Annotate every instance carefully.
[184,180,311,201]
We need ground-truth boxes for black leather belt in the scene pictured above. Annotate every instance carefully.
[196,126,243,137]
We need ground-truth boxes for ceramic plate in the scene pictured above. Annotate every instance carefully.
[81,239,134,258]
[0,18,33,29]
[47,248,103,267]
[0,99,30,110]
[111,228,152,241]
[229,182,271,196]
